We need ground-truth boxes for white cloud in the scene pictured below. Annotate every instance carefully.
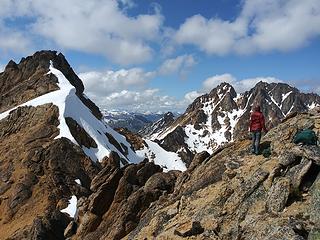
[202,73,282,93]
[202,74,237,91]
[96,89,183,112]
[0,0,163,65]
[0,22,32,55]
[175,0,320,55]
[184,91,202,103]
[79,68,155,97]
[0,63,4,72]
[158,54,196,78]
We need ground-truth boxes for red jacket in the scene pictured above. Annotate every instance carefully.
[250,111,267,132]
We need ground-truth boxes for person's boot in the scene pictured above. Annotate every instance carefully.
[251,146,255,154]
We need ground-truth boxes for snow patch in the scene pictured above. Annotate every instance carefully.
[308,102,319,109]
[136,139,186,172]
[61,195,77,218]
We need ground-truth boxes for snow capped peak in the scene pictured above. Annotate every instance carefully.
[0,61,143,165]
[142,81,320,164]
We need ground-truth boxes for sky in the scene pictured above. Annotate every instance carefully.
[0,0,320,113]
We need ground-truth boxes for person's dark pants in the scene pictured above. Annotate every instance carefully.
[251,131,261,154]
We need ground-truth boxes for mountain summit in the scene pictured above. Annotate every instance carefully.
[0,50,141,164]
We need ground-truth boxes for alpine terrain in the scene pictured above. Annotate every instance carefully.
[0,51,320,240]
[142,82,320,164]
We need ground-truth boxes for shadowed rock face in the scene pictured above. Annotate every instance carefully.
[0,104,100,240]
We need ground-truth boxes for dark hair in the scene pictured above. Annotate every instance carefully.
[254,106,261,112]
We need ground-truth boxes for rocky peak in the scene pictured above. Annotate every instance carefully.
[163,112,174,122]
[208,82,236,98]
[145,81,320,164]
[138,111,176,139]
[0,50,102,119]
[4,60,19,71]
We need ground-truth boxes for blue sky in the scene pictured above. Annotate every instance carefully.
[0,0,320,112]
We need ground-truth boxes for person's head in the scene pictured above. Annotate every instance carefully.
[254,105,261,112]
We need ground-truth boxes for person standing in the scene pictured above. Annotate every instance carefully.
[249,106,267,155]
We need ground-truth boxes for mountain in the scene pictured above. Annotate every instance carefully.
[0,51,144,239]
[138,112,176,138]
[149,82,320,164]
[102,110,163,133]
[125,112,320,239]
[0,51,141,165]
[0,51,188,239]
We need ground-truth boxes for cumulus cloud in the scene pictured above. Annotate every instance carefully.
[93,89,184,112]
[175,0,320,55]
[79,68,155,97]
[0,0,163,65]
[80,67,285,112]
[0,63,4,72]
[184,91,202,103]
[158,54,196,78]
[202,73,282,93]
[0,22,32,55]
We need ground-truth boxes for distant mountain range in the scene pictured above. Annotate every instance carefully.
[102,110,164,132]
[102,110,181,133]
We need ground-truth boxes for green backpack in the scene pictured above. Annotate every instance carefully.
[293,129,318,145]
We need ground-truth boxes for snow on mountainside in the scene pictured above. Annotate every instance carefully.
[115,128,187,172]
[136,139,186,172]
[102,110,163,132]
[147,82,320,163]
[138,112,176,139]
[0,62,142,164]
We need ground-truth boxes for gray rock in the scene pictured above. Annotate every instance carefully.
[224,168,269,213]
[266,177,290,213]
[291,145,320,165]
[286,158,312,192]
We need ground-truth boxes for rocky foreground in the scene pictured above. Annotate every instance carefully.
[65,111,319,239]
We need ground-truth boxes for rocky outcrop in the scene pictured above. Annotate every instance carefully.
[116,128,146,151]
[0,104,100,240]
[69,160,181,240]
[125,112,320,239]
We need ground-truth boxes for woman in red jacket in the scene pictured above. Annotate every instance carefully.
[250,106,267,154]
